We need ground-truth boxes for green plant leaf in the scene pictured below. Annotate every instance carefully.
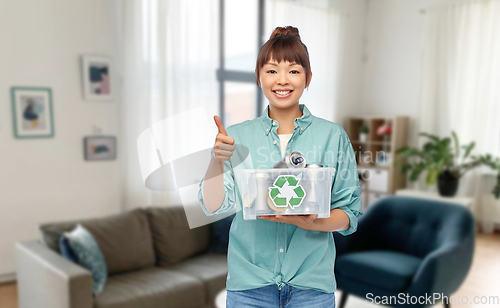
[419,132,440,142]
[402,163,412,174]
[409,169,421,182]
[463,142,475,160]
[425,167,439,185]
[396,146,409,154]
[452,131,460,159]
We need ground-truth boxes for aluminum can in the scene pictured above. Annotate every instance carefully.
[304,164,324,205]
[305,164,323,168]
[272,151,306,169]
[255,172,270,212]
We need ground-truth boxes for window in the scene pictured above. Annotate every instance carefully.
[218,0,264,127]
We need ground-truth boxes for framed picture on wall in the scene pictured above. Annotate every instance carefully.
[84,136,117,161]
[81,55,113,101]
[11,87,55,139]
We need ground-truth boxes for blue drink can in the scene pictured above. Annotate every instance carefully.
[272,151,306,169]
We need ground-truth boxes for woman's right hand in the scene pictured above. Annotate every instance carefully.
[213,115,235,173]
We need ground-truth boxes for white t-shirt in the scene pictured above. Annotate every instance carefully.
[278,133,293,157]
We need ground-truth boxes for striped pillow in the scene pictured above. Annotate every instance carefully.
[63,224,107,295]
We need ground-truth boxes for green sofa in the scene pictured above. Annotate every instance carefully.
[15,206,228,308]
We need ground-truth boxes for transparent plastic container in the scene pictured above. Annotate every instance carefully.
[235,167,336,220]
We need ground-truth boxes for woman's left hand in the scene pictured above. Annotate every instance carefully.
[259,214,317,229]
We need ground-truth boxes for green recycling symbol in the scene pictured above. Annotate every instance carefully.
[268,175,306,209]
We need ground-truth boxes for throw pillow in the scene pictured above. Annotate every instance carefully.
[59,236,79,263]
[64,224,107,295]
[209,213,235,253]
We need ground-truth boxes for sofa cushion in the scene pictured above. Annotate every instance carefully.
[161,253,228,303]
[336,250,422,292]
[94,267,205,308]
[145,206,210,266]
[40,209,155,275]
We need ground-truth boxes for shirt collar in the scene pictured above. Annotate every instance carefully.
[260,104,313,136]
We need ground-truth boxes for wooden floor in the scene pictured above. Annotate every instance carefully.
[0,281,17,308]
[1,232,499,308]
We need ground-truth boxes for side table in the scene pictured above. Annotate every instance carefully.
[395,189,474,208]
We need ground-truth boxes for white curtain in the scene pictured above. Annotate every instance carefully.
[112,0,220,209]
[266,0,346,123]
[417,0,500,224]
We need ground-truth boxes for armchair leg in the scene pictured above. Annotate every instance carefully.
[339,292,349,308]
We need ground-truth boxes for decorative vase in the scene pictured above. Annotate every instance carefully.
[437,169,459,197]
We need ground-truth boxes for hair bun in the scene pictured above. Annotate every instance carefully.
[270,26,301,40]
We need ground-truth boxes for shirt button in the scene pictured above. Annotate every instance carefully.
[280,248,284,253]
[266,129,269,132]
[272,122,276,126]
[274,140,277,145]
[301,128,303,131]
[291,139,293,142]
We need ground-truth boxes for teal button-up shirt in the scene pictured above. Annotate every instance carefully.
[198,104,363,293]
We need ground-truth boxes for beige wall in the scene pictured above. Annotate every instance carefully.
[360,0,464,146]
[0,0,121,280]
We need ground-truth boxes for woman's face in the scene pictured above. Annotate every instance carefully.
[259,59,312,110]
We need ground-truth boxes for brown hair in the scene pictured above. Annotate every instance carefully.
[255,26,311,88]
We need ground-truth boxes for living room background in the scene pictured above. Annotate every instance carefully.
[1,0,498,285]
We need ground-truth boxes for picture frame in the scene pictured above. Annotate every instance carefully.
[84,136,117,161]
[11,87,55,139]
[81,55,113,101]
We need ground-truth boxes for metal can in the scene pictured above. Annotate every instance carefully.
[272,151,306,169]
[305,164,324,181]
[304,164,323,205]
[255,172,270,212]
[305,164,323,168]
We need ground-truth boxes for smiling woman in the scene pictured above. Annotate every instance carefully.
[199,25,362,308]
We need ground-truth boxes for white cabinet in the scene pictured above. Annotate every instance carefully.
[358,167,390,193]
[369,168,389,193]
[358,167,390,208]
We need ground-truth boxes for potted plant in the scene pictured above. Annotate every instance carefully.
[395,131,480,197]
[358,125,369,142]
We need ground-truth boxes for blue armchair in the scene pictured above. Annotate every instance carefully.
[333,195,475,308]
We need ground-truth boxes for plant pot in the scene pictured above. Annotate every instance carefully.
[359,133,367,143]
[437,169,459,197]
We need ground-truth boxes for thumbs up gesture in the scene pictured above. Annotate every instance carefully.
[213,115,235,173]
